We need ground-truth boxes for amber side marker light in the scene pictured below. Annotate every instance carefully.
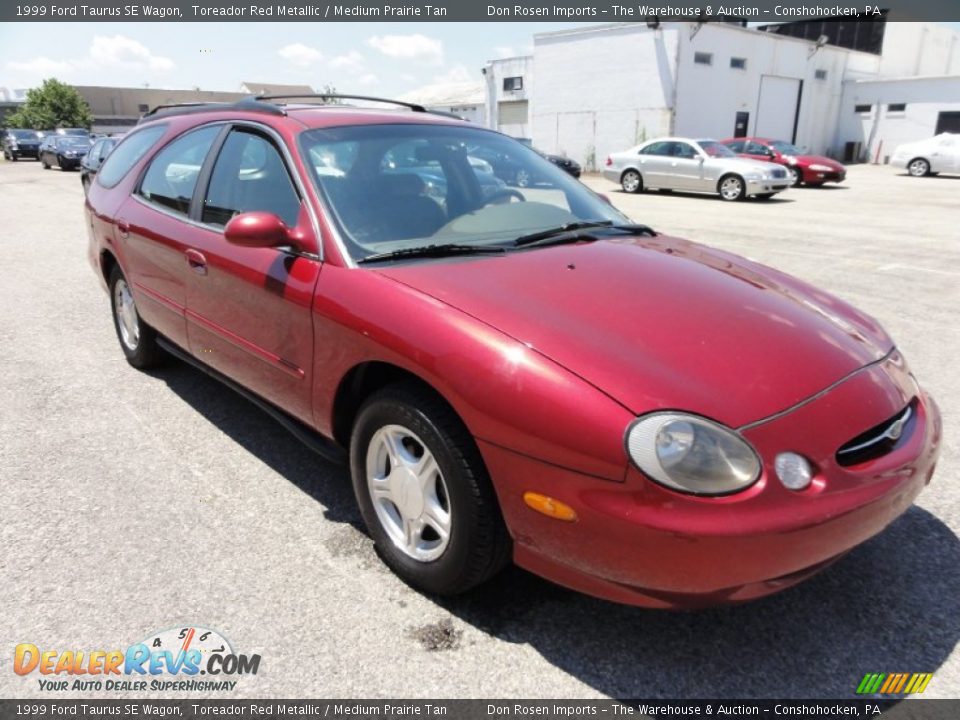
[523,492,578,522]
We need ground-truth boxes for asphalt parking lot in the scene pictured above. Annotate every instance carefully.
[1,159,957,700]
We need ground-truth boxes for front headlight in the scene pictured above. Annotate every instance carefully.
[626,413,761,495]
[809,164,833,172]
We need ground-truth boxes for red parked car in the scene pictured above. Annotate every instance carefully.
[86,97,940,608]
[721,137,847,187]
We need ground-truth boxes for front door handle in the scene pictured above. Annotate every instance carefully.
[116,219,130,238]
[185,248,208,275]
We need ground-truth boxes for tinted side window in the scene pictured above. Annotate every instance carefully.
[672,142,697,158]
[726,140,745,153]
[202,130,300,227]
[640,141,670,156]
[139,126,220,216]
[97,125,167,189]
[745,141,770,155]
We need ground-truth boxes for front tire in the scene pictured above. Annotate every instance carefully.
[41,157,50,169]
[787,166,802,186]
[907,158,930,177]
[109,266,166,369]
[350,383,510,596]
[620,169,642,194]
[718,174,746,201]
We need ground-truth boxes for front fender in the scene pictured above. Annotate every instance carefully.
[311,265,633,481]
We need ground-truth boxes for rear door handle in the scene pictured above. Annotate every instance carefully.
[185,248,208,275]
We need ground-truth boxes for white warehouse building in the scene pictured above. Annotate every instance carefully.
[484,20,960,170]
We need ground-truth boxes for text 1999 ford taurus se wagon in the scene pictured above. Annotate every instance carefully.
[85,96,941,608]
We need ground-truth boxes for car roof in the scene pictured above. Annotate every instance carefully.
[138,97,472,133]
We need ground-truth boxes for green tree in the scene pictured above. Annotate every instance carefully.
[5,79,93,130]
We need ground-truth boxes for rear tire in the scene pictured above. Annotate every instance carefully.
[620,169,643,194]
[109,266,166,369]
[350,383,511,596]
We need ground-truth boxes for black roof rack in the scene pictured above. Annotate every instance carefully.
[140,98,286,122]
[255,94,428,113]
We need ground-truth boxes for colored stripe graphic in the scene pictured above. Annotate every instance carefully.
[856,672,932,694]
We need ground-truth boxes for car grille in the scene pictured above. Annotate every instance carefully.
[835,400,916,467]
[770,168,787,179]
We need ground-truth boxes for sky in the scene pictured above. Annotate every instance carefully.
[0,23,586,98]
[2,22,959,99]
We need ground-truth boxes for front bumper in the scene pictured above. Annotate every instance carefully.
[803,167,846,183]
[482,353,941,608]
[746,177,789,194]
[10,146,40,159]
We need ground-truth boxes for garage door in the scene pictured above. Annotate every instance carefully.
[498,100,528,127]
[755,76,801,142]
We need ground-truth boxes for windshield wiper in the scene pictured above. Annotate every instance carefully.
[513,222,657,248]
[358,243,507,265]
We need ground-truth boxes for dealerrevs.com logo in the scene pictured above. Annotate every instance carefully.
[14,626,261,692]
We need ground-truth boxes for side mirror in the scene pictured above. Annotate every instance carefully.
[224,212,293,249]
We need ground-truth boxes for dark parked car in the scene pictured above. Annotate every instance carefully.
[539,150,581,180]
[85,96,939,609]
[39,135,92,170]
[2,129,42,160]
[81,135,122,191]
[721,136,846,187]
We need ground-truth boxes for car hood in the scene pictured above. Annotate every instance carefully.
[378,236,893,427]
[797,154,844,169]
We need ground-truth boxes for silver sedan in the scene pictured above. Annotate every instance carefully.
[603,137,790,201]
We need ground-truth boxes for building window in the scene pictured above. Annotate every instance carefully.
[854,104,872,114]
[887,103,907,113]
[730,57,746,70]
[814,69,828,80]
[503,76,523,91]
[137,103,150,113]
[694,52,713,66]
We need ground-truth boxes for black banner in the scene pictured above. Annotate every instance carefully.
[1,0,960,22]
[2,700,960,720]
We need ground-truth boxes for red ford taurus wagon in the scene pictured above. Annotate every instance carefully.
[85,96,941,608]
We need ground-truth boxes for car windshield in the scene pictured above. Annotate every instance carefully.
[11,130,39,140]
[300,123,626,263]
[698,141,736,158]
[58,137,89,148]
[770,140,803,154]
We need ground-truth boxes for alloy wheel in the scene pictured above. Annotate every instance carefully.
[908,159,929,177]
[113,278,140,351]
[365,424,452,562]
[720,176,743,201]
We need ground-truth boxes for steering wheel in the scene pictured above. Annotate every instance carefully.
[483,188,526,205]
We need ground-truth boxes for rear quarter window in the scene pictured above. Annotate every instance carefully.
[97,125,167,189]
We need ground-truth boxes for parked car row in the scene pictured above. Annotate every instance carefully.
[602,135,852,201]
[2,126,124,191]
